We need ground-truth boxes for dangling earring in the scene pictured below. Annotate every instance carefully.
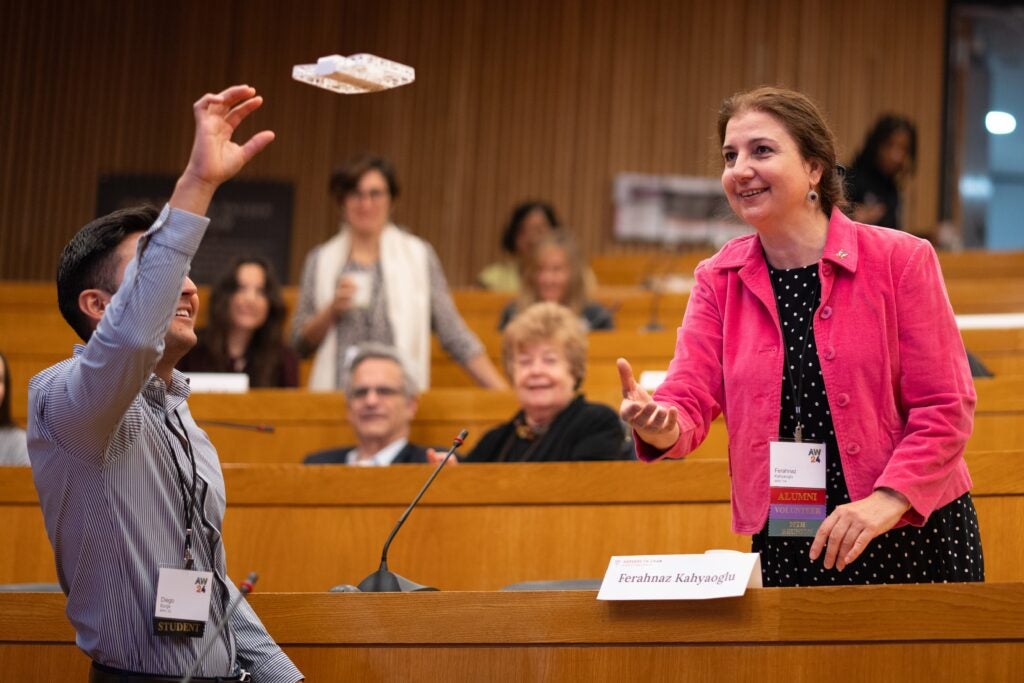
[807,189,819,203]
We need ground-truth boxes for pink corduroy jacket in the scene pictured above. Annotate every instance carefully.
[637,209,976,535]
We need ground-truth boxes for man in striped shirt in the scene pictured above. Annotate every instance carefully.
[27,85,302,682]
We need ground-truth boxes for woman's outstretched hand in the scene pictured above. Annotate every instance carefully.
[617,358,680,451]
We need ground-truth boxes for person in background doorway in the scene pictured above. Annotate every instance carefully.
[846,115,917,229]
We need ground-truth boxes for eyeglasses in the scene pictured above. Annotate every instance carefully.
[348,385,404,400]
[346,188,390,202]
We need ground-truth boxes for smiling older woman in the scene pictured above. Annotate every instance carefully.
[618,86,982,588]
[466,302,630,462]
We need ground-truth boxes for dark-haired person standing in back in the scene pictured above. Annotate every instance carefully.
[846,115,917,230]
[27,86,302,682]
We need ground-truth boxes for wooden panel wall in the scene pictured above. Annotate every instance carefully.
[0,0,947,286]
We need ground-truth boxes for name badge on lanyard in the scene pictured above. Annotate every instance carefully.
[768,440,826,537]
[153,566,213,637]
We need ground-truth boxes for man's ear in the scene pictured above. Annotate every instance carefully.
[78,288,111,327]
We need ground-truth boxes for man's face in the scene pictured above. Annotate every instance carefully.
[108,233,199,359]
[346,358,417,446]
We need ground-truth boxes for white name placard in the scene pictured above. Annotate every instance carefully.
[597,552,762,601]
[183,372,250,393]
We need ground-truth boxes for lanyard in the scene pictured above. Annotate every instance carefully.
[161,410,200,569]
[777,276,821,443]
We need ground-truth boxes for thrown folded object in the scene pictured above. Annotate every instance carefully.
[292,53,415,94]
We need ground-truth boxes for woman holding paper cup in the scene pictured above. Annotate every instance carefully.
[618,87,982,587]
[292,154,507,391]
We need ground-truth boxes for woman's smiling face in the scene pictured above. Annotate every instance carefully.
[721,109,822,231]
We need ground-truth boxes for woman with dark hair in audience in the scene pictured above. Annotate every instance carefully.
[179,257,299,387]
[477,201,559,292]
[498,231,614,331]
[291,153,506,391]
[461,302,629,462]
[0,350,30,465]
[846,114,917,229]
[620,86,981,587]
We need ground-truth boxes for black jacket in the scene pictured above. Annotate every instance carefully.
[467,395,632,462]
[303,442,430,464]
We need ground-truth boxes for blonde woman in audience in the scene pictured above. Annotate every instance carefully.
[291,154,506,391]
[0,350,30,465]
[499,231,614,331]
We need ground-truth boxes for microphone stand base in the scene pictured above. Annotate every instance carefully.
[356,569,438,593]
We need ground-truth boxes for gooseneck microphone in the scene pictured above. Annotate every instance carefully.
[349,429,467,593]
[180,572,258,683]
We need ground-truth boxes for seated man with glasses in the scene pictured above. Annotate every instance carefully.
[304,343,428,465]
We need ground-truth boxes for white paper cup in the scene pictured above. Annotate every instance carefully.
[345,272,373,309]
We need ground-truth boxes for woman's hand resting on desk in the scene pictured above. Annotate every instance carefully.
[810,488,912,571]
[616,358,680,451]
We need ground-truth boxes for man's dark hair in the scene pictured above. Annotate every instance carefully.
[57,206,159,342]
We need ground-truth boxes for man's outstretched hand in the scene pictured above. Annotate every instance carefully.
[170,85,275,216]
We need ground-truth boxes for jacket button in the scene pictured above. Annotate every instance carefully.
[848,442,861,455]
[823,347,836,360]
[820,306,833,319]
[836,393,850,407]
[822,264,833,276]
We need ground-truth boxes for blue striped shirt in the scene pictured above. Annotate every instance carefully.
[27,205,302,681]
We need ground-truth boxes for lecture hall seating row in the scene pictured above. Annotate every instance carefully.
[2,453,1022,592]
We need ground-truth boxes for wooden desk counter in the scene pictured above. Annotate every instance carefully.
[4,453,1023,593]
[3,584,1023,681]
[189,377,1024,460]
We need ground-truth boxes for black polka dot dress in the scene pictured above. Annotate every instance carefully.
[751,262,985,587]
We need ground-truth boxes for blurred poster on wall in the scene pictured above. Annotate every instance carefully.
[96,175,293,285]
[613,173,749,247]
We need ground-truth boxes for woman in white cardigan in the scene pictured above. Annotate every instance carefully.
[291,154,506,391]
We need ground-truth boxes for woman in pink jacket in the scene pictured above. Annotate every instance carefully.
[619,87,983,587]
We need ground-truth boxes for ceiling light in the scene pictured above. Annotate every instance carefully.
[985,111,1017,135]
